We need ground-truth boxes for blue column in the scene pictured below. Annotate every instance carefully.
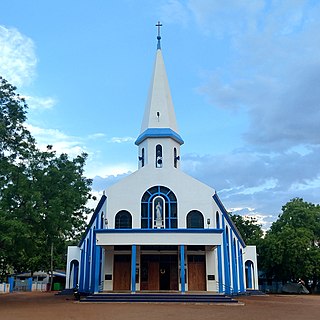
[27,277,33,291]
[222,219,231,294]
[217,245,223,293]
[231,238,238,293]
[131,245,136,293]
[238,243,245,293]
[9,277,14,293]
[79,247,85,291]
[180,245,185,293]
[93,232,101,293]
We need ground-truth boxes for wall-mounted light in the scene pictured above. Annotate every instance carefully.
[207,218,211,228]
[105,218,109,229]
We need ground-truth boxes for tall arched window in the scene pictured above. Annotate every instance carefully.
[156,144,163,168]
[186,210,204,228]
[216,211,220,228]
[141,148,145,167]
[115,210,132,229]
[141,186,177,229]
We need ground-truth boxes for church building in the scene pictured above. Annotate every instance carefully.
[66,25,258,295]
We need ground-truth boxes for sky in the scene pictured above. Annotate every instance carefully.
[1,0,320,230]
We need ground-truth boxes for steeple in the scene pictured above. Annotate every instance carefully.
[135,23,183,146]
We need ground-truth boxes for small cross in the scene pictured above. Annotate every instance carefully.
[156,21,162,49]
[156,21,162,38]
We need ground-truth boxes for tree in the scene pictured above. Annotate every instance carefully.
[230,213,263,245]
[0,77,92,281]
[259,198,320,290]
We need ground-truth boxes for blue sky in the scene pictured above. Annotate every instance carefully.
[1,0,320,229]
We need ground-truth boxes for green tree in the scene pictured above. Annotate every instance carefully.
[0,77,92,281]
[230,214,263,245]
[259,198,320,290]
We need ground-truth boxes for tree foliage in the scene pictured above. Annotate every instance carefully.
[230,214,263,245]
[0,77,92,280]
[259,198,320,289]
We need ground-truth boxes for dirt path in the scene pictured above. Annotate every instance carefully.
[0,292,319,320]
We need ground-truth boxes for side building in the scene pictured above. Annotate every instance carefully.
[66,30,258,294]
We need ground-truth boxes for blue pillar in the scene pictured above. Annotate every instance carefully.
[79,247,85,291]
[180,245,185,293]
[222,219,231,294]
[231,238,238,293]
[131,245,136,293]
[9,277,14,293]
[27,277,33,291]
[238,244,245,293]
[217,245,223,293]
[93,232,101,293]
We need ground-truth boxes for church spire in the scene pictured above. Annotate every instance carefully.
[135,22,183,146]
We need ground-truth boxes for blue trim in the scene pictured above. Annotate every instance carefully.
[27,277,32,291]
[131,245,136,292]
[212,193,245,247]
[79,195,107,247]
[222,218,231,294]
[231,237,238,293]
[217,245,223,293]
[93,232,101,293]
[79,246,85,291]
[84,232,91,292]
[95,229,223,234]
[238,243,245,293]
[9,277,14,293]
[135,128,184,145]
[180,245,185,293]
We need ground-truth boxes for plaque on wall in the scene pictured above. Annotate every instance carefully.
[208,275,215,281]
[105,274,112,281]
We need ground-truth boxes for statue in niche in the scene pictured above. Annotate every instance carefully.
[156,201,162,220]
[154,198,164,228]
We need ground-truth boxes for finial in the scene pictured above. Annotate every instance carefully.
[156,21,162,50]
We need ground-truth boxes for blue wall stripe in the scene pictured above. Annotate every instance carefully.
[131,245,137,292]
[180,245,185,293]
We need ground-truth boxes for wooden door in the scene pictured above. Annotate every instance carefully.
[148,261,159,290]
[113,255,131,291]
[188,256,206,291]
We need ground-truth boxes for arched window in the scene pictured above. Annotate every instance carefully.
[156,144,163,168]
[141,186,177,229]
[115,210,132,229]
[216,211,220,228]
[141,148,145,167]
[174,148,178,168]
[186,210,204,228]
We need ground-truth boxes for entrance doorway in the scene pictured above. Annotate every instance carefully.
[188,255,206,291]
[113,255,131,290]
[141,255,178,291]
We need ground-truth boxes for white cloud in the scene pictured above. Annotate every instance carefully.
[109,136,135,143]
[26,124,87,158]
[159,0,191,26]
[0,25,37,87]
[23,95,57,110]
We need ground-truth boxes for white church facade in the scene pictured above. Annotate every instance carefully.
[66,28,258,295]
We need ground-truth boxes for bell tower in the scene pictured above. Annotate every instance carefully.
[135,22,184,170]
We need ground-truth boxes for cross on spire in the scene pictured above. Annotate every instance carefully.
[156,21,162,50]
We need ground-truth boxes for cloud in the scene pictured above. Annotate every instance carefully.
[22,95,57,110]
[159,0,191,26]
[92,173,131,192]
[109,136,135,144]
[194,1,320,151]
[26,124,87,158]
[0,25,37,87]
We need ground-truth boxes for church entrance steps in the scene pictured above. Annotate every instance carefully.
[79,292,239,304]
